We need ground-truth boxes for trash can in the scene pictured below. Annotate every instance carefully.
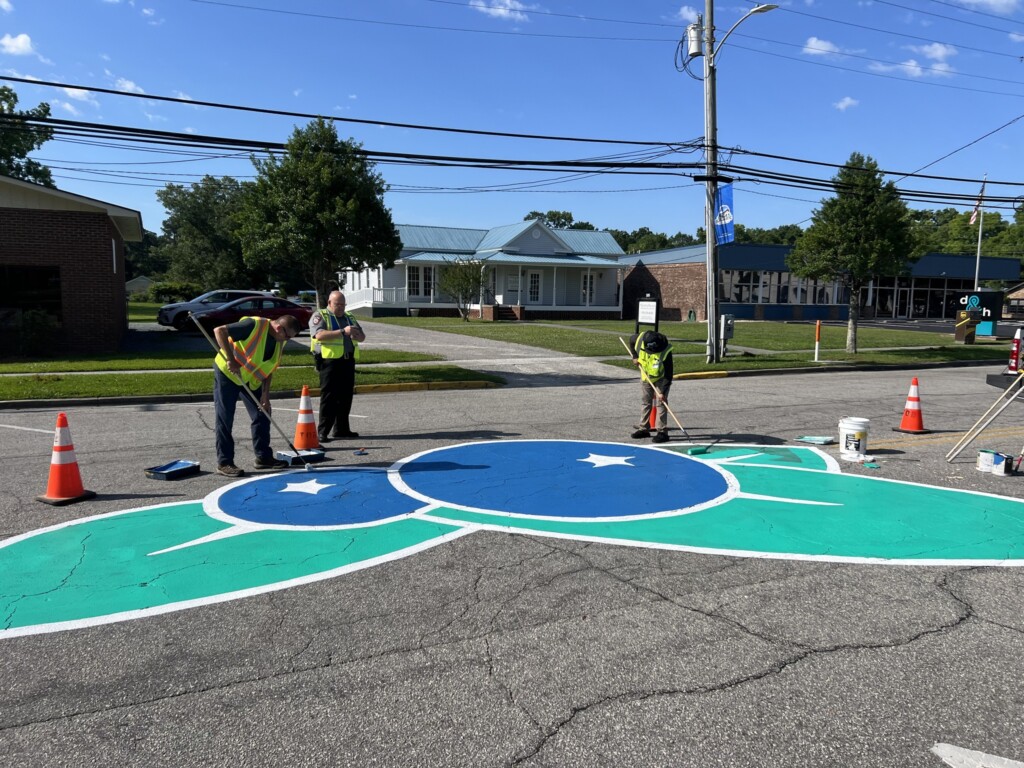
[954,310,981,344]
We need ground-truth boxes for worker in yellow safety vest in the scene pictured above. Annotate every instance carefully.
[212,314,301,477]
[628,330,674,444]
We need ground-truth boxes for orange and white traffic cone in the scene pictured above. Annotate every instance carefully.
[893,377,930,434]
[1008,328,1021,374]
[36,412,96,506]
[293,385,320,450]
[649,400,658,430]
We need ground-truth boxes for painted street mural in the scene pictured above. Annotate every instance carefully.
[4,440,1024,639]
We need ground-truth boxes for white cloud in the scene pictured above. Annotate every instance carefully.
[468,0,535,22]
[173,90,193,101]
[952,0,1020,13]
[803,36,841,56]
[0,1,13,12]
[1,67,38,80]
[293,88,302,97]
[349,94,357,99]
[142,109,166,123]
[63,87,99,107]
[51,99,80,116]
[142,7,154,15]
[676,5,699,23]
[115,77,145,93]
[834,96,858,111]
[908,42,957,61]
[869,58,925,77]
[1,33,34,55]
[1011,31,1024,42]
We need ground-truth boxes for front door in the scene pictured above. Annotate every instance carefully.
[896,288,910,318]
[526,270,542,304]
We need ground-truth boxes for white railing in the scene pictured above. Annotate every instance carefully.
[346,287,408,308]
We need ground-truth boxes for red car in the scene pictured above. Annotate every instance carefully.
[191,296,313,335]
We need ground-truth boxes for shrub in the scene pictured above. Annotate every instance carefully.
[18,309,59,356]
[149,281,203,303]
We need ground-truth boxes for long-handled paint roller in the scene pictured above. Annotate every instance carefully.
[190,312,315,472]
[618,336,694,445]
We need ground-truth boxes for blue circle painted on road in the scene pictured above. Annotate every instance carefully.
[210,467,423,528]
[392,440,732,519]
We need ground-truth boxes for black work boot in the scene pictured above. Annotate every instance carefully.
[631,427,651,439]
[652,430,669,444]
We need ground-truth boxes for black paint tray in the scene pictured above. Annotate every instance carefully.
[145,460,201,480]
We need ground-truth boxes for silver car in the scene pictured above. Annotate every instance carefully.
[157,289,273,330]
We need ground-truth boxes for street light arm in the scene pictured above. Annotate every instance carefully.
[711,4,778,66]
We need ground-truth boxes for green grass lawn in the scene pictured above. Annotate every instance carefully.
[0,308,1006,401]
[0,347,440,374]
[128,301,162,323]
[0,365,504,401]
[371,317,995,356]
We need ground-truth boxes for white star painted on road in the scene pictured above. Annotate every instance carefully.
[279,478,335,495]
[578,453,635,468]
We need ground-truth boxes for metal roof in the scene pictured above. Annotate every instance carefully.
[556,229,623,255]
[476,221,538,252]
[396,224,485,252]
[401,251,623,268]
[620,243,1021,281]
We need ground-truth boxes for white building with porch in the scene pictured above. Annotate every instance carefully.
[341,220,626,320]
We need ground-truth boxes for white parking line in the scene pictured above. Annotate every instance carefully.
[0,424,53,434]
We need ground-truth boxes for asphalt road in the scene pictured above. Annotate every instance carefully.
[2,323,1023,768]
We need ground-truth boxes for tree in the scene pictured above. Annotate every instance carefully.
[787,152,914,353]
[0,86,55,187]
[436,258,490,321]
[155,176,259,290]
[125,229,167,279]
[524,210,595,230]
[238,119,401,304]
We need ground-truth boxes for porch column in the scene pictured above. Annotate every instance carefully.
[586,268,592,307]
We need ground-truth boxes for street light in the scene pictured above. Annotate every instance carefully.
[696,2,777,363]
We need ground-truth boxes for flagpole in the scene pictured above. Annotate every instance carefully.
[973,174,986,290]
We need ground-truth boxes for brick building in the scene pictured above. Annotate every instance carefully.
[621,243,1020,322]
[0,175,143,355]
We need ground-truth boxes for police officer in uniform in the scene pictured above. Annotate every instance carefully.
[310,290,366,442]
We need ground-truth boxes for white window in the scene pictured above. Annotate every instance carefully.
[409,266,421,296]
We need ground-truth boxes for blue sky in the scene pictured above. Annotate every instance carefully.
[3,0,1024,239]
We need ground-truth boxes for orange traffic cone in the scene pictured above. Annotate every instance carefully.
[1008,328,1021,374]
[649,400,658,430]
[893,377,930,434]
[36,412,96,506]
[293,385,320,450]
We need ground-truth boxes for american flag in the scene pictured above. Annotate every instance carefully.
[970,180,986,225]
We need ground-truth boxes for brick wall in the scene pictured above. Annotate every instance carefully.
[623,263,707,321]
[0,208,126,354]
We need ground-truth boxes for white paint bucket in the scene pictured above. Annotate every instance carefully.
[838,417,870,461]
[992,452,1013,476]
[977,449,996,472]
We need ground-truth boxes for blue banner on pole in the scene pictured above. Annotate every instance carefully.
[714,184,735,245]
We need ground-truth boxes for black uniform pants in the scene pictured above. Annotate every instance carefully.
[318,356,356,437]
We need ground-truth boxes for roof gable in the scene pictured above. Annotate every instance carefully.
[0,174,143,241]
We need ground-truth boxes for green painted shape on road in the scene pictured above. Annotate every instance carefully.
[0,502,460,632]
[426,463,1024,562]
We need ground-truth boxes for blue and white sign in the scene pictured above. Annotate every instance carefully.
[714,183,735,245]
